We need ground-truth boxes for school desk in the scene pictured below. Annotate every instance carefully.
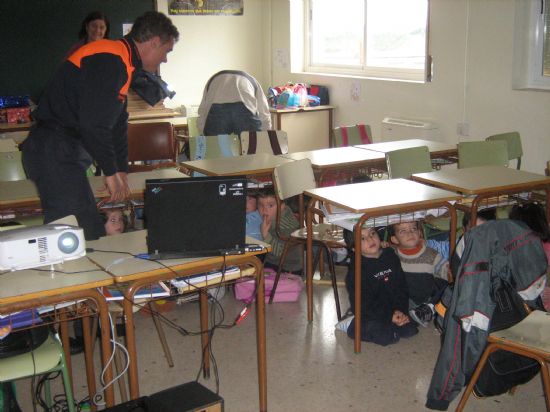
[356,138,458,167]
[86,230,269,411]
[411,166,550,226]
[281,146,386,185]
[0,258,116,408]
[303,178,461,353]
[0,168,184,217]
[180,152,295,179]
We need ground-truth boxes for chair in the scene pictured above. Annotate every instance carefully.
[127,122,178,172]
[270,158,345,319]
[240,130,288,155]
[385,146,432,179]
[0,151,26,181]
[332,124,372,147]
[486,131,523,170]
[456,310,550,411]
[189,134,241,160]
[457,140,509,169]
[0,333,75,412]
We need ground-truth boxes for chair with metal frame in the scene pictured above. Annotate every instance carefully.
[240,130,288,155]
[0,333,76,412]
[332,124,372,147]
[127,122,178,172]
[457,140,509,169]
[270,158,345,320]
[385,145,432,179]
[456,309,550,411]
[486,131,523,170]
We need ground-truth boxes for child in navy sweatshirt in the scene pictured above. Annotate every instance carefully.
[340,227,418,346]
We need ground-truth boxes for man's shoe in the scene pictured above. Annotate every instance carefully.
[69,337,84,355]
[409,304,434,327]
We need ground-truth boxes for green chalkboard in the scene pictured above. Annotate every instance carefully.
[0,0,155,102]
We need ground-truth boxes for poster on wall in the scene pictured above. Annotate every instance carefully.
[169,0,243,16]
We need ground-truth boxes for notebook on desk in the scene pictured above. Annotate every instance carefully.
[144,175,247,258]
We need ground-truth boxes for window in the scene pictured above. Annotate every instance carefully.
[512,0,550,90]
[291,0,430,82]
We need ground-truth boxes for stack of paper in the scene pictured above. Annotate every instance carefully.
[320,204,451,231]
[171,266,242,293]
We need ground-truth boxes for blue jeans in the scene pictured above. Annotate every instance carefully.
[204,102,262,135]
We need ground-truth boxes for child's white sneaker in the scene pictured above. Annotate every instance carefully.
[335,314,354,332]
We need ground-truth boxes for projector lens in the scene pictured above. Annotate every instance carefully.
[58,232,79,254]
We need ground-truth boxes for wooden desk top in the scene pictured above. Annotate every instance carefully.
[270,105,334,114]
[0,122,32,132]
[87,230,268,283]
[0,258,112,306]
[281,147,385,170]
[411,166,550,195]
[0,168,184,209]
[356,139,457,156]
[128,116,187,127]
[305,178,462,214]
[180,153,295,177]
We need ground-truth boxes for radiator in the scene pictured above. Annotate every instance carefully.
[381,117,439,141]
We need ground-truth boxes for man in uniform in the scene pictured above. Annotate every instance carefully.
[22,11,179,240]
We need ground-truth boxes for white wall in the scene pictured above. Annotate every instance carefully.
[159,0,550,173]
[156,0,270,109]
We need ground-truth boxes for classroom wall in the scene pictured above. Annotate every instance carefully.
[158,0,550,173]
[156,0,270,112]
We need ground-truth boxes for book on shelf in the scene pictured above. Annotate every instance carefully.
[101,282,171,301]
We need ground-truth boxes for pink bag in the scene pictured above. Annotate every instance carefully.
[234,268,304,303]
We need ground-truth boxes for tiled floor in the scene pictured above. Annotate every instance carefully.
[15,274,547,411]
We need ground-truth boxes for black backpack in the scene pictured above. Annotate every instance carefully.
[472,279,541,397]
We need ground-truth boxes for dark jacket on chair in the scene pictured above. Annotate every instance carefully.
[426,219,547,410]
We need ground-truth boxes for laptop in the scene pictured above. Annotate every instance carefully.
[144,175,247,258]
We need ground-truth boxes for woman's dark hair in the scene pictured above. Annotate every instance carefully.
[509,202,550,242]
[78,11,110,40]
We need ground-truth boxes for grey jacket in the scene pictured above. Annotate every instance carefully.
[426,219,547,410]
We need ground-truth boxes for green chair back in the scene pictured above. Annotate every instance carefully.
[486,131,523,169]
[332,124,372,147]
[458,140,509,169]
[0,333,75,412]
[0,151,26,181]
[385,146,432,179]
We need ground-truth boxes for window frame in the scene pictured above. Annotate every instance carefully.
[292,0,431,83]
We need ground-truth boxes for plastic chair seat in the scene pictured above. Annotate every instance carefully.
[0,334,61,381]
[457,310,550,411]
[291,223,346,246]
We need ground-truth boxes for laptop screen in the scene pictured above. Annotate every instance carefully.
[144,176,247,257]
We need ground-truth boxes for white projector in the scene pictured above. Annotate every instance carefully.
[0,224,86,271]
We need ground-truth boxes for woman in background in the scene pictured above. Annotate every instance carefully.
[65,11,110,57]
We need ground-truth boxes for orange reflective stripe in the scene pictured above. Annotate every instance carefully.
[67,39,134,97]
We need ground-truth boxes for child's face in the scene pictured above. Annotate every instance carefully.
[246,196,257,213]
[258,196,279,222]
[360,228,381,258]
[105,210,125,236]
[391,222,421,249]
